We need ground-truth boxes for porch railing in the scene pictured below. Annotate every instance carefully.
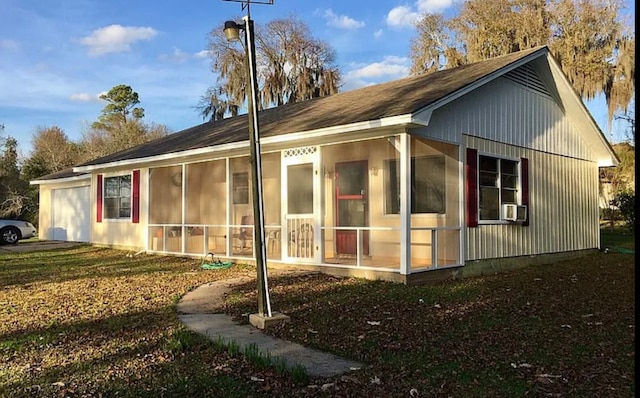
[147,223,461,274]
[147,223,282,259]
[320,225,462,273]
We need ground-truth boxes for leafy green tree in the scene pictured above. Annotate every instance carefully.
[600,141,635,229]
[81,85,170,162]
[410,0,634,123]
[17,158,42,226]
[80,119,169,163]
[199,15,340,121]
[14,87,171,223]
[93,84,145,128]
[611,189,635,232]
[20,126,78,225]
[0,133,30,220]
[0,134,20,189]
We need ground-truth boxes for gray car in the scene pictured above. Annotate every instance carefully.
[0,219,37,244]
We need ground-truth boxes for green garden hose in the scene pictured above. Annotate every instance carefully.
[201,253,233,269]
[604,247,635,254]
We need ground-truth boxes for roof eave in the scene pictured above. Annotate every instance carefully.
[72,114,419,173]
[72,140,249,173]
[30,173,91,186]
[544,52,619,167]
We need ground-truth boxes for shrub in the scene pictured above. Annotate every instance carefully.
[611,190,635,232]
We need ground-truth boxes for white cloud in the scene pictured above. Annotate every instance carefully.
[349,58,409,79]
[321,9,365,29]
[373,29,383,39]
[0,39,19,50]
[70,92,100,102]
[416,0,456,13]
[80,24,157,56]
[386,0,456,28]
[386,6,421,28]
[343,56,410,90]
[194,49,211,59]
[159,47,191,63]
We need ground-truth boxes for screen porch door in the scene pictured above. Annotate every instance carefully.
[335,160,369,256]
[281,147,320,263]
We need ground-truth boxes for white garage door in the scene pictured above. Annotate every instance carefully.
[51,186,91,242]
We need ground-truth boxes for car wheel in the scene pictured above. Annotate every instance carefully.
[1,227,20,244]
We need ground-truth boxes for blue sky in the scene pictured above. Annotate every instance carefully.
[0,0,634,157]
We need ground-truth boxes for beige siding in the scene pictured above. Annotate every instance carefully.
[422,77,595,162]
[91,170,148,250]
[465,136,599,261]
[38,185,52,240]
[321,137,460,263]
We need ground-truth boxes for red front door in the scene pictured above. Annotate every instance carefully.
[335,160,369,256]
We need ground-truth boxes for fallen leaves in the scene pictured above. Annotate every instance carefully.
[225,251,635,397]
[0,246,635,398]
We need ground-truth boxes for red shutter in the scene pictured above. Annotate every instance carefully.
[132,170,140,223]
[466,148,478,227]
[96,174,103,223]
[521,157,530,226]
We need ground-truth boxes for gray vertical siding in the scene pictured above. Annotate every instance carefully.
[464,136,599,261]
[423,77,594,163]
[417,75,600,261]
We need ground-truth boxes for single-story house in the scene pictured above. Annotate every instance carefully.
[31,46,618,283]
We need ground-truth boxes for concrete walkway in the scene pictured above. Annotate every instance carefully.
[177,275,364,378]
[0,240,84,252]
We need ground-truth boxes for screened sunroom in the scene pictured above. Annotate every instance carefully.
[147,133,462,277]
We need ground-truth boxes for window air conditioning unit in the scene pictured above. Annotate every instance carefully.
[502,204,527,222]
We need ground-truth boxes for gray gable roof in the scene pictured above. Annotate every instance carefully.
[77,46,546,168]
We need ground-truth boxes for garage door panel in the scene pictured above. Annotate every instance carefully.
[52,186,90,242]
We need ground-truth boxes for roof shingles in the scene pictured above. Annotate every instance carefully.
[78,46,545,168]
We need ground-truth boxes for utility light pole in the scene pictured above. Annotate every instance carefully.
[222,0,289,328]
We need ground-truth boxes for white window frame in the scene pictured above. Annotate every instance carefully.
[477,153,521,224]
[103,172,133,222]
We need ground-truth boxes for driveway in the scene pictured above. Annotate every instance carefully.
[0,240,85,253]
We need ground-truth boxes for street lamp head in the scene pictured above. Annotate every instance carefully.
[223,20,243,42]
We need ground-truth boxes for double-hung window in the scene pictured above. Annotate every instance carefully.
[104,174,132,219]
[384,155,446,214]
[478,155,519,221]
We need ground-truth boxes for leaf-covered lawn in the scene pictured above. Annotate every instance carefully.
[0,242,635,397]
[0,246,281,397]
[225,251,635,397]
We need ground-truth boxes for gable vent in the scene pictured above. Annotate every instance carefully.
[504,64,552,98]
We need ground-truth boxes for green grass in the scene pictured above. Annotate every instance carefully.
[0,230,634,397]
[601,228,635,250]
